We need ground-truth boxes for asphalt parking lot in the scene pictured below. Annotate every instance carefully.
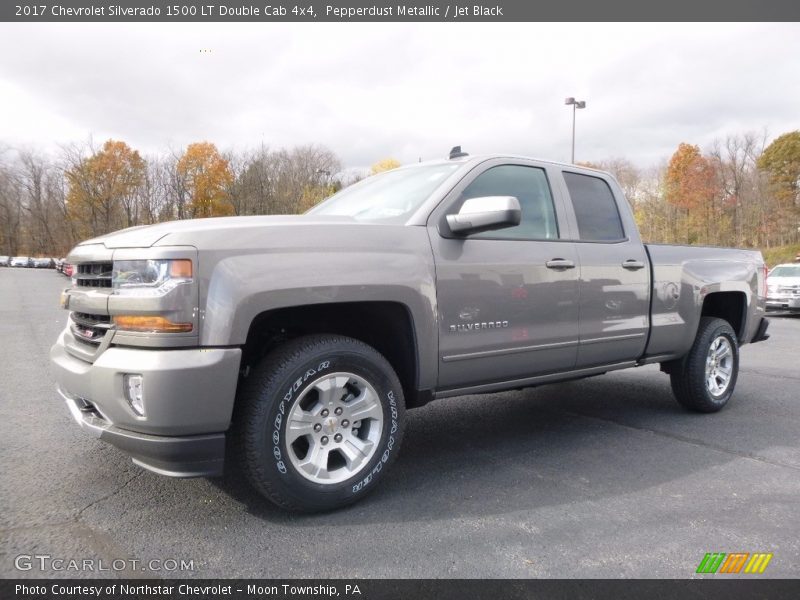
[1,267,798,579]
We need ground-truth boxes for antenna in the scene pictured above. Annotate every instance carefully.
[449,146,469,159]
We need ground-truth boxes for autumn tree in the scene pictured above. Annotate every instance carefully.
[228,144,341,215]
[10,131,796,258]
[630,164,677,245]
[665,143,720,244]
[708,132,768,247]
[176,142,234,218]
[370,158,401,175]
[65,140,146,238]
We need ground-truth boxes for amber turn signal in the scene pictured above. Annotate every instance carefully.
[113,315,193,333]
[169,259,193,278]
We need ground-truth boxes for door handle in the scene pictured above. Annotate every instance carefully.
[546,258,576,270]
[622,259,646,270]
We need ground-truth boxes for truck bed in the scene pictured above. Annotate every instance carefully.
[644,244,765,360]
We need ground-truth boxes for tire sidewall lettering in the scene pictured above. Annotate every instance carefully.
[270,357,398,498]
[352,389,398,494]
[272,360,333,476]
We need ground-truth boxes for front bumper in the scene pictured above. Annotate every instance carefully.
[51,330,242,477]
[60,388,226,477]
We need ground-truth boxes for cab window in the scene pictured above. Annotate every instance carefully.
[563,172,625,242]
[455,165,559,240]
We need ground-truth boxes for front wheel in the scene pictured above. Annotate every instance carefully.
[231,335,405,512]
[669,317,740,413]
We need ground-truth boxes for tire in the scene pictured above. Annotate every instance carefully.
[231,334,405,512]
[669,317,739,413]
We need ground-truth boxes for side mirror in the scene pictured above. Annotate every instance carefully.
[446,196,521,235]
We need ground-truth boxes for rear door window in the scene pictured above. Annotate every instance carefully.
[563,172,625,242]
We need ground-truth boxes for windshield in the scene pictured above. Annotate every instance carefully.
[309,163,462,223]
[769,265,800,278]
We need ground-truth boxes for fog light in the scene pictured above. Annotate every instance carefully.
[123,374,144,416]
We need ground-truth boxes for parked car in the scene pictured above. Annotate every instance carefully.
[0,256,10,267]
[33,257,54,268]
[51,150,770,512]
[766,263,800,313]
[10,256,31,268]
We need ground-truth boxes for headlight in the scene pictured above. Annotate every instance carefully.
[111,259,195,334]
[112,259,192,297]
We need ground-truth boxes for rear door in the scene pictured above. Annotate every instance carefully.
[558,170,650,367]
[428,159,581,390]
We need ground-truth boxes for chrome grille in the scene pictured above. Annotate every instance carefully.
[71,312,112,345]
[75,262,113,288]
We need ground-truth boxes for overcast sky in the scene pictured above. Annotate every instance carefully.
[0,22,798,169]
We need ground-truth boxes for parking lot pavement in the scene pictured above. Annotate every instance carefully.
[1,268,798,579]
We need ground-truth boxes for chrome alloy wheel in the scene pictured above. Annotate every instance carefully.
[285,372,383,484]
[705,336,734,397]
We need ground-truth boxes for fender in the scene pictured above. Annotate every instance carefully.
[197,225,439,391]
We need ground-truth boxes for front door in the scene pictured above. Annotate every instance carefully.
[428,161,581,390]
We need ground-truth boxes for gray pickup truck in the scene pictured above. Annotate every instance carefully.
[51,151,770,511]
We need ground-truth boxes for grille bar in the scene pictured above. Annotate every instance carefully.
[75,262,113,288]
[72,312,112,329]
[71,312,112,345]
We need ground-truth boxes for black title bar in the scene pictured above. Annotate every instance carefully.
[3,579,800,600]
[3,0,800,22]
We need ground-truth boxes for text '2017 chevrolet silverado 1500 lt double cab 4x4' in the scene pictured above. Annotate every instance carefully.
[51,150,770,511]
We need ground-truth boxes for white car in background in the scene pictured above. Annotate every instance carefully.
[766,263,800,313]
[10,256,31,268]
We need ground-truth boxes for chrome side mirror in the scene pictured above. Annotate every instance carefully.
[446,196,521,235]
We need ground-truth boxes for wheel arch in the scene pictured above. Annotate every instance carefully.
[701,291,747,341]
[239,301,429,408]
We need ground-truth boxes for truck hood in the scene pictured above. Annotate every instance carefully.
[79,215,361,249]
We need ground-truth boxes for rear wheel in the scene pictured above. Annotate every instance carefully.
[231,334,405,512]
[669,317,739,413]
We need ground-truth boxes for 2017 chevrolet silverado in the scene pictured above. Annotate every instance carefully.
[51,150,770,511]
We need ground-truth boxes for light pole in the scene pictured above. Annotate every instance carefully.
[564,97,586,163]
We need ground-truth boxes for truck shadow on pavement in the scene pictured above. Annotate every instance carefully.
[211,367,787,524]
